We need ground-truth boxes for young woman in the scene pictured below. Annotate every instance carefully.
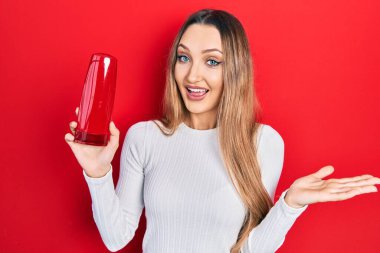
[65,9,380,253]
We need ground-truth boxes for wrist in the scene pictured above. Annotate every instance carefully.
[284,189,306,209]
[85,164,112,178]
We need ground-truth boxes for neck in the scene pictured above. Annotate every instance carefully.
[185,109,217,130]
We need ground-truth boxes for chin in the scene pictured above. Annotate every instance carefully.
[185,105,211,114]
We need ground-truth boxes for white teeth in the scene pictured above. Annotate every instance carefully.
[188,88,207,93]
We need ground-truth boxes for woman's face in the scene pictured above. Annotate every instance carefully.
[174,24,224,117]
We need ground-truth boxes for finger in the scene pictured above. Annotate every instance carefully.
[109,121,119,149]
[329,186,355,193]
[69,121,77,134]
[332,185,378,201]
[64,133,75,147]
[329,174,373,184]
[313,165,334,179]
[69,121,77,129]
[75,107,79,116]
[340,177,380,188]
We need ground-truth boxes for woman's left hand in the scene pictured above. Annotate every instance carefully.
[284,165,380,208]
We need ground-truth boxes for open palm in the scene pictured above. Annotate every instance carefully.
[285,165,380,208]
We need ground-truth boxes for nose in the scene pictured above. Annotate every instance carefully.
[186,61,202,84]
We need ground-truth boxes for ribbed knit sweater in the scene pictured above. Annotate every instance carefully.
[83,120,308,253]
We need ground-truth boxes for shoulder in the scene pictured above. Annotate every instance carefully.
[126,120,155,136]
[128,120,149,132]
[256,123,285,200]
[123,120,150,147]
[257,123,284,152]
[121,121,151,167]
[124,119,163,145]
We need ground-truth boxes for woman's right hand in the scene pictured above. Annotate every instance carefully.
[64,107,120,178]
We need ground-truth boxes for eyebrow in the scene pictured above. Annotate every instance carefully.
[178,43,223,54]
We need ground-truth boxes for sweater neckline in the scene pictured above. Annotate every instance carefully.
[179,122,218,135]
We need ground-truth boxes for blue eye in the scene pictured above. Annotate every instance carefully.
[207,59,220,66]
[177,55,189,63]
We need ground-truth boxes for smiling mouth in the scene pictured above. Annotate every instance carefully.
[185,87,209,94]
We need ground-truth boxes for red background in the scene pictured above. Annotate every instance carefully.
[1,0,379,252]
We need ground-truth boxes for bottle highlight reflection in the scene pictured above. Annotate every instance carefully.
[74,53,117,146]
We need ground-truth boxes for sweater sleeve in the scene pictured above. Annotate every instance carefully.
[82,121,147,252]
[243,125,308,253]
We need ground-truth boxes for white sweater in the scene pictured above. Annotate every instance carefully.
[83,120,308,253]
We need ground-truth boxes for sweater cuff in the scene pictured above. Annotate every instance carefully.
[82,164,113,185]
[279,188,308,215]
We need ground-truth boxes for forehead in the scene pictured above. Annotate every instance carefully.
[178,24,222,52]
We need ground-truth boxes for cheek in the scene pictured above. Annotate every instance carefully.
[207,70,223,91]
[174,63,186,81]
[174,73,182,92]
[174,64,179,82]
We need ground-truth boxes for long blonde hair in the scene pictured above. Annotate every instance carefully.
[153,9,274,252]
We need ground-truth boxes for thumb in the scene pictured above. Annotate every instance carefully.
[64,133,75,149]
[313,165,334,179]
[109,121,120,148]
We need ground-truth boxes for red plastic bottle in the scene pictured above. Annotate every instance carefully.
[74,53,117,146]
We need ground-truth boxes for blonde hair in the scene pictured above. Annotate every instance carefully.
[153,9,274,252]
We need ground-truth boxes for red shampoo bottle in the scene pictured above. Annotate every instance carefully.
[74,53,117,146]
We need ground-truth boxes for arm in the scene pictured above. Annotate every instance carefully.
[82,122,147,252]
[243,125,308,253]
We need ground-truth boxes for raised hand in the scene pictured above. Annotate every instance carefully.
[284,165,380,208]
[64,107,120,178]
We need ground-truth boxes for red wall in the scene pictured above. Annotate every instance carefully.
[1,1,379,252]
